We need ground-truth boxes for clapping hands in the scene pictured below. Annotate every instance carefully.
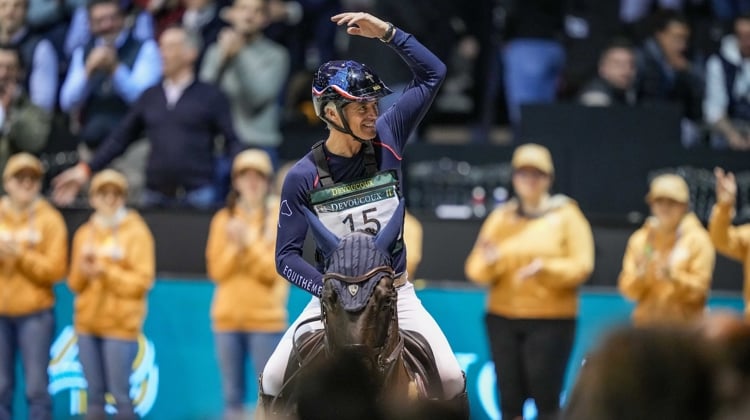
[715,167,737,206]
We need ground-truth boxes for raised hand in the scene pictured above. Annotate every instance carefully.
[714,167,737,206]
[331,12,391,40]
[218,28,244,59]
[85,46,116,75]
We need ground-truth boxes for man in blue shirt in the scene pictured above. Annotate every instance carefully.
[59,0,161,150]
[262,11,467,414]
[51,26,242,209]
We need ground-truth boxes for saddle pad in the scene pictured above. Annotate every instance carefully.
[401,329,444,399]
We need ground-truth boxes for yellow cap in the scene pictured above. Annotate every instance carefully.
[646,174,689,204]
[90,169,128,195]
[511,143,554,175]
[3,153,43,180]
[232,149,273,178]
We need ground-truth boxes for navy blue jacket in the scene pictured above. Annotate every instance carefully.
[275,29,446,296]
[89,80,242,194]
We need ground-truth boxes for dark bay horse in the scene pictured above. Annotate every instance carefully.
[258,200,447,418]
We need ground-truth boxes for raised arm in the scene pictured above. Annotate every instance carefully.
[88,94,147,172]
[378,28,447,152]
[331,12,447,153]
[111,40,162,104]
[59,47,91,111]
[710,168,750,260]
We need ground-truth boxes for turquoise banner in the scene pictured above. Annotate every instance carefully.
[10,281,744,419]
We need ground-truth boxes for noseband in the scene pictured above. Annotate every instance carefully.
[322,265,395,284]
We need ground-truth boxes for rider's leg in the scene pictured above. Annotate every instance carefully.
[260,297,323,397]
[255,384,276,420]
[395,281,465,399]
[442,372,470,420]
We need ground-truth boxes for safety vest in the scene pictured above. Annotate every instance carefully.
[308,140,402,241]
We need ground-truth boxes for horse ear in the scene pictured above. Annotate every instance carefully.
[302,206,340,256]
[374,199,405,253]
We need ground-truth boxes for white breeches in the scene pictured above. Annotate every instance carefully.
[260,281,465,399]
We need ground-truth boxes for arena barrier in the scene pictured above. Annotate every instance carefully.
[9,281,744,420]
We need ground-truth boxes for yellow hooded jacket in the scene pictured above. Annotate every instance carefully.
[465,196,594,319]
[206,200,289,333]
[0,198,68,316]
[709,203,750,317]
[68,210,155,340]
[619,213,715,326]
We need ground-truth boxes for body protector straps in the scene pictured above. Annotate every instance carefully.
[308,141,403,261]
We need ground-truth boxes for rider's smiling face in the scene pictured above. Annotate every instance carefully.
[342,101,379,140]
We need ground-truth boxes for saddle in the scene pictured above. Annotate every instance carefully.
[279,324,444,400]
[401,329,444,398]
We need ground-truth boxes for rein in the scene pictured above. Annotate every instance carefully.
[272,315,326,405]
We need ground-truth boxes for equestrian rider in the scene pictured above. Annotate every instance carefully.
[261,11,467,411]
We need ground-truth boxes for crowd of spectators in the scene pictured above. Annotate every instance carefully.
[0,0,349,208]
[494,0,750,149]
[3,0,749,208]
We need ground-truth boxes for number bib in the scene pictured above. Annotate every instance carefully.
[308,171,401,238]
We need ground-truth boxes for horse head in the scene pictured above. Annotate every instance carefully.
[303,200,405,374]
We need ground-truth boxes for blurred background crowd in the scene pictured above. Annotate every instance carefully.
[2,0,749,209]
[2,0,750,419]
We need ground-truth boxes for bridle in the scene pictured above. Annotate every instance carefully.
[321,265,402,376]
[321,265,394,284]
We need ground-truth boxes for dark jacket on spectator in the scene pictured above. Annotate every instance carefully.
[79,33,144,148]
[500,0,566,41]
[637,38,704,121]
[88,80,242,195]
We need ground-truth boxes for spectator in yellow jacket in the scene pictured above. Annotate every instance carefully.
[710,167,750,317]
[0,153,67,420]
[68,169,155,420]
[403,210,423,279]
[619,174,715,326]
[465,143,594,420]
[206,149,288,420]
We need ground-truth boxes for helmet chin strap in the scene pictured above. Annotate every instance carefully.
[323,102,370,144]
